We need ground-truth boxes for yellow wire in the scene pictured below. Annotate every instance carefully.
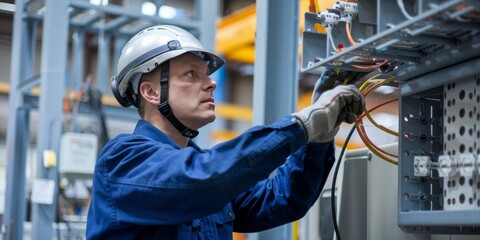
[359,73,381,91]
[334,73,399,165]
[362,77,399,136]
[356,74,399,165]
[355,121,399,165]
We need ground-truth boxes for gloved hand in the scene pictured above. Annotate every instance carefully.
[293,85,365,143]
[312,68,368,103]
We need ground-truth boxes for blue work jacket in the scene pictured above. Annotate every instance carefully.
[86,115,335,239]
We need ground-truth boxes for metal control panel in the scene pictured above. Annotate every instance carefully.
[301,0,480,235]
[302,0,480,80]
[399,58,480,234]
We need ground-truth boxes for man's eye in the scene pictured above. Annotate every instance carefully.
[185,71,194,77]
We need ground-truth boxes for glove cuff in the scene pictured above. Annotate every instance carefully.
[293,114,309,141]
[293,107,332,142]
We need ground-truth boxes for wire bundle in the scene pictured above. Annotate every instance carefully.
[331,73,400,240]
[356,74,399,165]
[342,19,390,72]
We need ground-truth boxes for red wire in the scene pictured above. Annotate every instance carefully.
[352,60,389,70]
[359,99,398,119]
[355,81,399,158]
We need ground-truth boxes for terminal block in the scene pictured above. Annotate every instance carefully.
[414,156,431,177]
[333,1,358,20]
[317,8,341,27]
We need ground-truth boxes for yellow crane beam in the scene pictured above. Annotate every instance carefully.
[216,0,337,64]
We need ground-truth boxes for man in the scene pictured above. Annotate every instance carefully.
[86,25,364,239]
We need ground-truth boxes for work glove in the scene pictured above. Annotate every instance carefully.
[293,84,365,143]
[312,68,368,102]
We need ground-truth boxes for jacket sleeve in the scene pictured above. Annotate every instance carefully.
[231,141,335,233]
[91,116,306,225]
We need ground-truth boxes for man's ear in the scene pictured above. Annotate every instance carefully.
[139,81,160,105]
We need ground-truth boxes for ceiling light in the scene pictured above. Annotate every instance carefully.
[158,5,177,19]
[90,0,108,6]
[141,2,157,16]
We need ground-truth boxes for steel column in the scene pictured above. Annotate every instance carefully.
[253,0,299,239]
[3,109,30,240]
[3,0,36,238]
[253,0,299,125]
[31,0,69,239]
[72,30,85,90]
[97,25,111,93]
[194,0,220,148]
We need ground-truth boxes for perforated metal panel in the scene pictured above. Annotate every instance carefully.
[442,79,480,211]
[398,58,480,234]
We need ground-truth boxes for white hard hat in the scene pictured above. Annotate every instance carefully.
[111,25,225,108]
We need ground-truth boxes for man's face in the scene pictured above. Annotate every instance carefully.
[167,53,217,129]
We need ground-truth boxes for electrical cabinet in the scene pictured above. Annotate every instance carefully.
[59,132,98,178]
[399,58,480,234]
[301,0,480,235]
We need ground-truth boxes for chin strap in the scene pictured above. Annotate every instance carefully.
[157,61,199,138]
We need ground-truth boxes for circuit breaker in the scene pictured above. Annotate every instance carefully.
[301,0,480,235]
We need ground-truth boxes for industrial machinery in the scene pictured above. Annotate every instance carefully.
[302,0,480,235]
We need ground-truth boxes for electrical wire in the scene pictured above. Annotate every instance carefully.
[86,88,110,150]
[352,59,389,71]
[359,98,398,120]
[344,22,391,71]
[356,75,399,164]
[361,78,399,137]
[331,125,356,240]
[397,0,414,20]
[356,112,398,158]
[345,20,357,46]
[343,28,388,69]
[355,119,398,164]
[355,120,398,164]
[326,26,338,53]
[356,119,399,158]
[360,76,399,148]
[356,98,400,157]
[330,68,398,239]
[362,107,398,136]
[359,73,381,91]
[330,114,398,240]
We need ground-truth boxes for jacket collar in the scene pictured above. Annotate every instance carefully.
[133,119,202,151]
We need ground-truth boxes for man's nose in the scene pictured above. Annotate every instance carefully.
[206,78,217,91]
